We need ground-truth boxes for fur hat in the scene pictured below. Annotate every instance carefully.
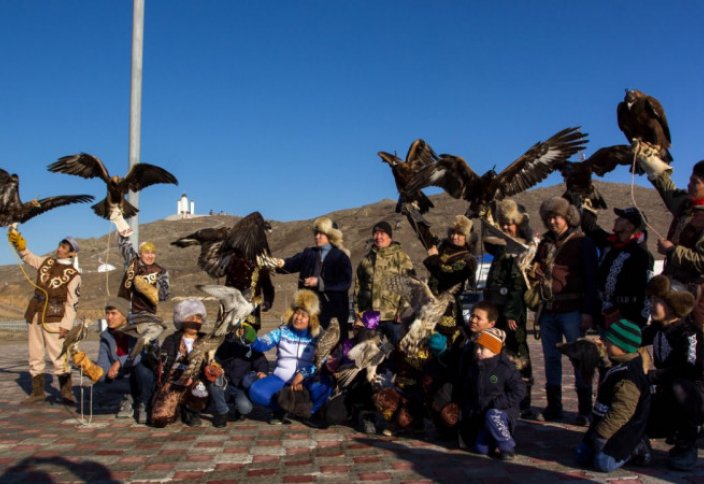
[282,289,321,337]
[646,275,695,318]
[448,215,473,240]
[105,297,130,321]
[173,299,207,330]
[313,217,349,255]
[539,197,580,228]
[495,199,525,226]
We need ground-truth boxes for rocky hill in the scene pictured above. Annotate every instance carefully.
[0,181,669,322]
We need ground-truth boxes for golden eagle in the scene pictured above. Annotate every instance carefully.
[406,127,588,218]
[47,153,178,220]
[0,169,94,227]
[617,89,672,162]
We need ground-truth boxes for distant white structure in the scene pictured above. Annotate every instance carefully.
[176,193,196,218]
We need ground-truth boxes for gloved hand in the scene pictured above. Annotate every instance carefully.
[133,275,159,306]
[8,229,26,252]
[72,351,105,383]
[635,139,672,180]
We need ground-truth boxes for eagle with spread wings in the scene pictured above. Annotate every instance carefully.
[172,212,275,328]
[617,89,672,163]
[406,127,588,218]
[47,153,178,221]
[0,169,94,227]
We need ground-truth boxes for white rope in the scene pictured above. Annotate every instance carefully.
[76,365,94,427]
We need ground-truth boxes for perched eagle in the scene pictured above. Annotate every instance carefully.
[0,169,94,227]
[557,145,636,210]
[406,127,588,218]
[47,153,178,221]
[59,319,94,359]
[378,139,439,214]
[315,317,340,369]
[172,212,275,327]
[617,89,672,162]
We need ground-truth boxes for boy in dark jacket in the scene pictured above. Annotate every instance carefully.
[643,275,704,471]
[207,323,269,427]
[575,319,652,472]
[458,327,525,460]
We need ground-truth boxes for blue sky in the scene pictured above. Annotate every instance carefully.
[0,1,702,264]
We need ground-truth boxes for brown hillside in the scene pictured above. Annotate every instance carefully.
[0,181,669,322]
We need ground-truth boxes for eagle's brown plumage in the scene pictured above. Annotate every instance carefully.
[48,153,178,219]
[379,139,439,214]
[617,89,672,162]
[406,127,588,218]
[0,169,94,227]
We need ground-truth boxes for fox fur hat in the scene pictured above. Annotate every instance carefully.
[313,217,349,255]
[539,196,580,228]
[448,214,473,241]
[283,289,321,336]
[646,275,695,318]
[495,199,526,226]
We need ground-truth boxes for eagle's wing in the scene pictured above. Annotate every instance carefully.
[493,127,588,199]
[315,318,340,368]
[19,194,95,223]
[645,96,671,145]
[222,211,272,261]
[381,273,436,313]
[405,139,439,169]
[48,153,111,183]
[585,145,634,177]
[0,169,17,206]
[172,227,229,278]
[406,154,479,200]
[121,163,178,192]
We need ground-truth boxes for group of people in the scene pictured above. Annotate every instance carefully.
[8,151,704,472]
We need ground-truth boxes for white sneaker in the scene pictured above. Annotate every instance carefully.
[116,394,134,418]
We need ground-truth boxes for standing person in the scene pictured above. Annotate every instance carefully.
[424,214,477,329]
[354,221,415,345]
[574,319,652,472]
[529,197,599,424]
[96,298,155,424]
[272,217,352,333]
[581,205,654,328]
[642,275,704,471]
[483,199,536,418]
[116,232,169,315]
[8,230,81,405]
[457,327,526,460]
[637,155,704,327]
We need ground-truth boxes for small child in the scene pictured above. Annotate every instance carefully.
[574,319,651,472]
[457,327,525,460]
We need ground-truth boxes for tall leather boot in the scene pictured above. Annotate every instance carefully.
[58,373,76,405]
[576,387,593,426]
[541,385,563,421]
[22,374,46,404]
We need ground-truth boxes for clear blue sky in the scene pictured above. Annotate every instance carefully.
[1,1,702,265]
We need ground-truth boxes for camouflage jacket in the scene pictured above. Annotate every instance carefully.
[354,242,415,321]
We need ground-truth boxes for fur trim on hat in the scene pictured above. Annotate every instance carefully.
[646,275,695,318]
[495,199,525,226]
[448,215,473,240]
[282,289,321,337]
[539,197,580,228]
[313,217,349,256]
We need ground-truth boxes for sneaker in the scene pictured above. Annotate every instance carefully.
[499,449,516,461]
[268,411,290,426]
[116,395,134,419]
[667,445,697,471]
[135,403,148,425]
[539,407,564,422]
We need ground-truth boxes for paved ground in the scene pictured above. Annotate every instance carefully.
[0,334,702,483]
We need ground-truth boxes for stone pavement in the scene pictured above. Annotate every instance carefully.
[0,337,702,483]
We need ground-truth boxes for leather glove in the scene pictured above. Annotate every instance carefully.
[72,351,105,383]
[203,361,224,383]
[8,229,26,252]
[635,140,672,180]
[134,275,159,306]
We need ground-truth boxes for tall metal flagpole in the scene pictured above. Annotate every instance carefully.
[128,0,144,246]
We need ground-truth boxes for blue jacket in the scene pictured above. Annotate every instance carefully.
[96,328,141,382]
[252,325,317,382]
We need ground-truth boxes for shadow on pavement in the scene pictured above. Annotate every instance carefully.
[0,455,120,484]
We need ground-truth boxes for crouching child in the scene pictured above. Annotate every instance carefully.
[458,327,525,460]
[575,319,652,472]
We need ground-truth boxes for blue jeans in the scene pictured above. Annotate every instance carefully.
[208,382,254,416]
[574,442,627,472]
[249,374,333,415]
[474,409,516,454]
[539,311,588,389]
[100,360,154,406]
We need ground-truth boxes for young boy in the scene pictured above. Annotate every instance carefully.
[457,327,526,460]
[575,319,651,472]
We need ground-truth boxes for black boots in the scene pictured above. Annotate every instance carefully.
[182,408,202,427]
[520,385,539,419]
[576,387,593,426]
[58,373,76,405]
[541,385,564,421]
[22,374,46,404]
[631,436,653,466]
[211,413,228,428]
